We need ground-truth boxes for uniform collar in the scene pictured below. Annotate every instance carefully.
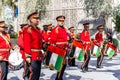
[57,25,65,29]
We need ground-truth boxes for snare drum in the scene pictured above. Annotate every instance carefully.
[8,49,23,70]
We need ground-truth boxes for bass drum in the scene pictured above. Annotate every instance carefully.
[8,49,23,70]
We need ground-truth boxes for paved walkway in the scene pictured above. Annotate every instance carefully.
[8,53,120,80]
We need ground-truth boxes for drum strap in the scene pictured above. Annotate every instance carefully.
[0,49,9,51]
[56,42,68,45]
[0,34,10,47]
[31,49,41,52]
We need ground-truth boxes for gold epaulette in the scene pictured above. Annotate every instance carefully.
[55,27,59,34]
[85,31,87,36]
[5,34,10,42]
[27,27,32,33]
[73,34,76,39]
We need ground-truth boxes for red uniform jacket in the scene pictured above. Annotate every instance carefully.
[80,30,91,50]
[0,33,11,61]
[95,32,103,43]
[42,31,51,43]
[68,32,76,43]
[18,31,25,60]
[49,26,69,49]
[23,26,43,60]
[95,32,103,46]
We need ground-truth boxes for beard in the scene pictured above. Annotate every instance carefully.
[2,31,7,34]
[59,25,64,28]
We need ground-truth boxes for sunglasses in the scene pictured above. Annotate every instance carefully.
[33,17,40,19]
[84,26,89,27]
[0,26,5,28]
[58,20,64,22]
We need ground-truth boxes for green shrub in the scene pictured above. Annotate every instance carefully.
[112,38,119,47]
[10,33,18,39]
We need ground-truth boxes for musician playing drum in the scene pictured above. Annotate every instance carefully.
[18,24,28,78]
[68,27,77,67]
[0,21,11,80]
[49,15,69,80]
[80,22,91,72]
[23,12,43,80]
[95,25,104,68]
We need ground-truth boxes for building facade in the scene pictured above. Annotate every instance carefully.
[17,0,118,33]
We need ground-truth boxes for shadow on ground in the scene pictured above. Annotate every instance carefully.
[50,72,81,80]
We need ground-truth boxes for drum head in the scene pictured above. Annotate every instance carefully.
[9,49,23,67]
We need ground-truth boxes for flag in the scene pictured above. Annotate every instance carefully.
[47,45,66,71]
[105,43,117,58]
[91,40,100,57]
[71,41,84,61]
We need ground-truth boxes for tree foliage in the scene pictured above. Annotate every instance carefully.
[2,0,15,7]
[113,5,120,32]
[84,0,113,18]
[24,0,49,18]
[0,0,16,18]
[20,0,49,23]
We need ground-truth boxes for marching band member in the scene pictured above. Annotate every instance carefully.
[68,26,77,67]
[18,24,29,79]
[47,24,53,31]
[0,21,11,80]
[49,15,69,80]
[18,24,28,60]
[80,22,91,72]
[23,12,43,80]
[107,32,113,43]
[42,25,51,66]
[95,25,104,68]
[42,25,49,51]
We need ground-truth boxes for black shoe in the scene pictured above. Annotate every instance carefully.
[73,64,78,67]
[49,67,54,70]
[85,69,92,72]
[55,78,63,80]
[70,64,78,67]
[81,67,85,72]
[85,67,92,72]
[68,64,72,66]
[24,77,28,80]
[97,66,103,68]
[109,58,112,61]
[85,67,88,71]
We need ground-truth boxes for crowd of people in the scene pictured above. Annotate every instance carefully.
[0,11,116,80]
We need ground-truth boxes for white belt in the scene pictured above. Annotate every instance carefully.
[56,42,68,45]
[31,49,41,52]
[85,42,90,44]
[0,49,9,51]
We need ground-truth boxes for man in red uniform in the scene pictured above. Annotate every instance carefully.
[42,25,51,45]
[80,22,91,72]
[0,21,11,80]
[42,25,51,66]
[47,24,53,31]
[49,15,69,80]
[68,27,77,67]
[18,24,29,79]
[95,25,104,68]
[18,24,28,60]
[23,12,43,80]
